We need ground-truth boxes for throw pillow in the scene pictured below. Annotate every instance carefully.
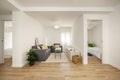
[37,45,41,50]
[45,45,48,49]
[55,45,60,48]
[42,45,48,49]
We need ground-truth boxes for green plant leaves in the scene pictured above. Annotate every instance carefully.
[26,48,38,62]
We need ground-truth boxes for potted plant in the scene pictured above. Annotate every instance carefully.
[26,49,38,66]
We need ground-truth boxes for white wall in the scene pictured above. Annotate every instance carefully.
[0,15,12,21]
[44,27,71,46]
[88,30,93,42]
[92,22,102,48]
[72,15,87,64]
[88,21,102,49]
[12,11,45,67]
[44,27,61,45]
[108,5,120,69]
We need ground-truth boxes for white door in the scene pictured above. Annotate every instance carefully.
[0,20,4,64]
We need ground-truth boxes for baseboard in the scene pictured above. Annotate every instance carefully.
[112,64,120,70]
[109,63,120,70]
[12,64,23,68]
[0,62,4,64]
[12,62,28,68]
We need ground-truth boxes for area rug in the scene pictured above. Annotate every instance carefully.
[44,53,69,63]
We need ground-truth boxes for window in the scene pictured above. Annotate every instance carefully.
[61,32,71,46]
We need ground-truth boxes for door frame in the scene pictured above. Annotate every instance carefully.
[0,20,4,64]
[84,14,109,64]
[87,20,103,64]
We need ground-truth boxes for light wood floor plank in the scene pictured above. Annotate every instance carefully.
[0,58,120,80]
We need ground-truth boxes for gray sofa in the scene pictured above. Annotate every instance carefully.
[32,46,51,61]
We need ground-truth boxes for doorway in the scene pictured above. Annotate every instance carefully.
[4,21,13,63]
[87,20,103,64]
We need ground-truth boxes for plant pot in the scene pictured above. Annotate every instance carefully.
[29,61,35,66]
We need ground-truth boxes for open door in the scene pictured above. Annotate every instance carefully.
[0,20,4,64]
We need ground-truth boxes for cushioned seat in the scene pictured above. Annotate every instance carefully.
[55,47,61,53]
[54,43,62,53]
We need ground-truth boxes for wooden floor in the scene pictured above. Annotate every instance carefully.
[88,56,101,64]
[0,58,120,80]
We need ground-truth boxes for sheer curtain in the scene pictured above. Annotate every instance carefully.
[4,21,12,58]
[61,28,71,49]
[61,32,71,46]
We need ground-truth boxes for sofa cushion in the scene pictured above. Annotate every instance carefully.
[36,45,41,50]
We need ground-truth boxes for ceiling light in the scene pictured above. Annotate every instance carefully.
[54,25,60,29]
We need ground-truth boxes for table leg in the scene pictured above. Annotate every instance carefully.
[60,53,61,59]
[55,52,56,58]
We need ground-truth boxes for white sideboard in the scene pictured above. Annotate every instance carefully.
[65,48,79,60]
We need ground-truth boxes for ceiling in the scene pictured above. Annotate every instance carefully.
[27,12,82,27]
[0,0,120,14]
[0,0,18,14]
[15,0,120,7]
[27,11,111,28]
[88,20,102,30]
[0,0,120,28]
